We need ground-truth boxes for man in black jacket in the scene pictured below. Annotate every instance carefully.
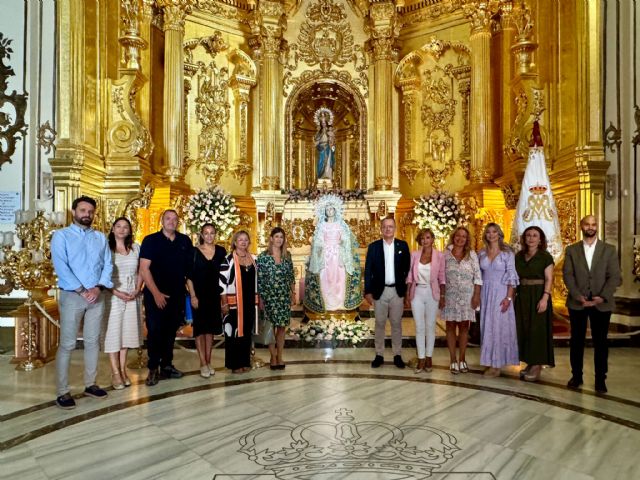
[364,217,411,368]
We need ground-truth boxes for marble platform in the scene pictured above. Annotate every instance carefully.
[0,346,639,480]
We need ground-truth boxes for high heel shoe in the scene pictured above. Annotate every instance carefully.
[424,357,433,373]
[450,362,460,374]
[414,359,426,374]
[524,365,541,382]
[111,372,125,390]
[519,364,531,379]
[459,361,469,373]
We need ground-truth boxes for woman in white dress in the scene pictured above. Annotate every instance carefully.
[104,217,142,389]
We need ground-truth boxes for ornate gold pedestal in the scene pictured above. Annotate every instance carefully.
[10,290,59,369]
[305,309,360,322]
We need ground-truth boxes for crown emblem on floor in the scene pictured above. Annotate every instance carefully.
[238,408,460,479]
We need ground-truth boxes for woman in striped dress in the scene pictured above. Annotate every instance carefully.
[104,217,142,389]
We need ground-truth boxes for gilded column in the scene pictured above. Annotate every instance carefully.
[157,0,192,183]
[51,0,86,211]
[463,1,500,185]
[397,81,420,185]
[249,1,285,192]
[104,0,154,225]
[575,0,607,225]
[368,2,399,191]
[229,74,257,183]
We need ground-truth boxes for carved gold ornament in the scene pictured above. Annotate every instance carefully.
[37,121,57,155]
[297,0,354,72]
[556,197,577,247]
[0,33,28,170]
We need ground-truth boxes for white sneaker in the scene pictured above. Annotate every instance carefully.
[200,366,211,378]
[209,365,215,376]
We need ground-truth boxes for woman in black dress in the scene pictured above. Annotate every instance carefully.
[219,230,257,373]
[186,224,226,378]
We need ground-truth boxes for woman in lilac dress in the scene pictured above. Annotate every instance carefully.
[478,223,519,377]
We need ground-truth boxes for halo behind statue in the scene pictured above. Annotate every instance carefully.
[314,193,344,221]
[313,107,334,127]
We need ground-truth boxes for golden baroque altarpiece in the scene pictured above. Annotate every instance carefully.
[49,0,609,296]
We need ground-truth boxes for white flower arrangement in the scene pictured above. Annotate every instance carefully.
[413,191,469,239]
[288,320,371,347]
[186,187,240,240]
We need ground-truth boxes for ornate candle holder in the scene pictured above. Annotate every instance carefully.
[0,210,64,371]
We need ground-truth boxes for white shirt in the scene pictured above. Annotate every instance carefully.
[383,239,395,285]
[583,238,597,270]
[417,262,431,285]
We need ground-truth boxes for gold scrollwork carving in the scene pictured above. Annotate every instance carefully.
[400,0,464,27]
[123,183,154,241]
[297,0,354,72]
[556,197,577,247]
[604,121,622,153]
[193,0,245,22]
[347,218,379,247]
[157,0,193,31]
[421,65,457,189]
[632,105,640,147]
[462,0,501,33]
[192,60,231,185]
[37,121,57,155]
[0,33,28,170]
[633,236,640,283]
[281,218,315,248]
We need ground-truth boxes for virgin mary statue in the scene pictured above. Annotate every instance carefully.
[304,194,362,314]
[314,107,336,180]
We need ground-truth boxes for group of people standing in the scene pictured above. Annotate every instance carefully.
[365,215,621,395]
[50,196,295,410]
[49,195,621,410]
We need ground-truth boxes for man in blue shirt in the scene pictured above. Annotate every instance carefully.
[139,209,193,386]
[50,196,113,409]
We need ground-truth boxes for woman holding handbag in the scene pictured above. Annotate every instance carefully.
[186,223,227,378]
[219,230,258,373]
[257,227,295,370]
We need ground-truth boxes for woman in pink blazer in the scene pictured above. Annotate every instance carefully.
[406,228,446,373]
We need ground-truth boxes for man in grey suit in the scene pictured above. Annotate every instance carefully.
[562,215,621,393]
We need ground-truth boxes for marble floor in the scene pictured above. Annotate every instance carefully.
[0,346,639,480]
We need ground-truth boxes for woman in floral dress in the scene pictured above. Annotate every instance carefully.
[257,227,295,370]
[442,227,482,374]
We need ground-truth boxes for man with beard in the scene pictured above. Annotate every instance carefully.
[563,215,621,393]
[51,196,113,409]
[139,209,193,386]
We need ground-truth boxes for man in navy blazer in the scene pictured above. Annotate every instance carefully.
[364,217,411,368]
[562,215,621,393]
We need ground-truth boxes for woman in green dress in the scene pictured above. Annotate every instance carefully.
[514,226,555,382]
[257,227,295,370]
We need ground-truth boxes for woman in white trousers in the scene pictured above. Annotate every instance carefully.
[406,229,446,373]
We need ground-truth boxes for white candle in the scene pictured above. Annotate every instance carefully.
[4,232,14,246]
[0,232,5,246]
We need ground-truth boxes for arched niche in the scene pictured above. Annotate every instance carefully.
[285,77,368,190]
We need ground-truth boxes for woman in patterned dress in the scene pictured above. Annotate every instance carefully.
[478,223,520,377]
[104,217,142,389]
[442,227,482,374]
[257,227,295,370]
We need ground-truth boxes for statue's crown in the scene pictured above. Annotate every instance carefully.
[239,408,460,479]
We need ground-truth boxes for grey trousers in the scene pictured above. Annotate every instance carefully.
[56,290,105,396]
[374,286,404,356]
